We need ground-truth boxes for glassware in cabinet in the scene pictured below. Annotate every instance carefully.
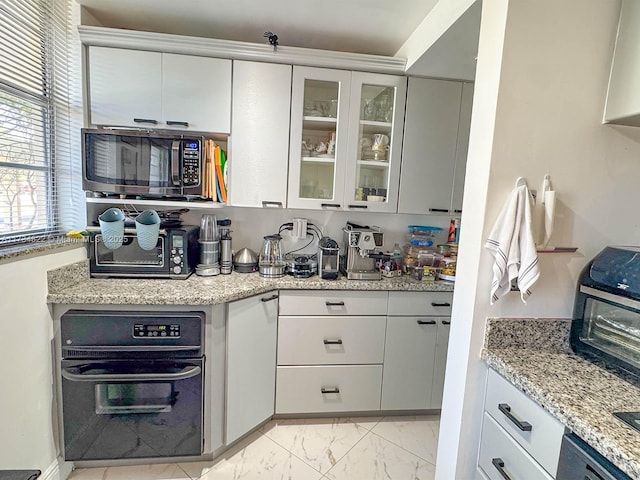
[345,73,406,213]
[288,67,351,210]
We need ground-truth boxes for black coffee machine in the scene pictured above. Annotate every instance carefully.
[318,237,339,280]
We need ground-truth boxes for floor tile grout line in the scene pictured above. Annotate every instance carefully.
[259,430,328,476]
[322,429,378,478]
[367,429,437,464]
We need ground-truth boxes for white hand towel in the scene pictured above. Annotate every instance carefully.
[485,183,540,304]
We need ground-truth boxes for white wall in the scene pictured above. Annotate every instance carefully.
[0,246,87,473]
[437,0,640,478]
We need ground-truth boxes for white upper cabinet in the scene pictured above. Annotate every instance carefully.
[452,82,474,213]
[288,66,351,210]
[161,53,231,133]
[89,47,162,128]
[604,0,640,126]
[228,61,292,208]
[398,77,471,215]
[287,67,406,211]
[344,72,406,213]
[87,46,231,133]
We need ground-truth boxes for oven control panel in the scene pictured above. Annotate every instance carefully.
[133,324,181,338]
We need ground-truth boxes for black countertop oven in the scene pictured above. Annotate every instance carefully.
[571,246,640,379]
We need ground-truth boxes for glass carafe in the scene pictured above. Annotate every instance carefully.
[259,234,285,278]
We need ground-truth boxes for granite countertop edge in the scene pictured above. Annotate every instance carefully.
[46,262,455,305]
[484,347,640,479]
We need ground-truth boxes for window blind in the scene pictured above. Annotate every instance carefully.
[0,0,83,247]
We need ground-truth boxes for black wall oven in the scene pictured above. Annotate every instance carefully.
[59,310,205,461]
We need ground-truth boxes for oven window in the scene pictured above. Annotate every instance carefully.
[95,383,175,414]
[581,297,640,367]
[95,235,164,267]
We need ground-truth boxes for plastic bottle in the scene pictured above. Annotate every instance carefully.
[392,243,403,273]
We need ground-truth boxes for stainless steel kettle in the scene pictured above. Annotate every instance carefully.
[259,234,285,278]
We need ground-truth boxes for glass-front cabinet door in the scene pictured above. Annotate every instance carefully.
[344,72,406,213]
[288,67,351,210]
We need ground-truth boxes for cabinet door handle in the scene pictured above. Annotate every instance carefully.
[498,403,532,431]
[321,387,340,394]
[417,320,437,325]
[442,320,451,325]
[429,208,448,213]
[133,118,158,125]
[431,302,451,307]
[260,294,278,303]
[261,201,283,208]
[166,120,189,127]
[325,301,345,306]
[585,465,606,480]
[321,203,341,209]
[491,458,513,480]
[454,209,462,213]
[323,339,343,345]
[347,204,368,209]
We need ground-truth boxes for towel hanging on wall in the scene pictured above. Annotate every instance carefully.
[485,177,540,304]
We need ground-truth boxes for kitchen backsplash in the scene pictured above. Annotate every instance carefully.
[180,206,454,255]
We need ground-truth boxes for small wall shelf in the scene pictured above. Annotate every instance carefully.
[85,196,225,210]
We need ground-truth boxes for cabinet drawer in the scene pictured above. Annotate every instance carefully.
[388,291,453,316]
[275,365,382,414]
[485,369,563,477]
[479,413,553,480]
[278,316,386,365]
[279,290,388,316]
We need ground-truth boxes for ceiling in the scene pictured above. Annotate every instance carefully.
[75,0,441,57]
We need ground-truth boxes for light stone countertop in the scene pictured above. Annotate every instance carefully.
[484,318,640,480]
[47,261,455,305]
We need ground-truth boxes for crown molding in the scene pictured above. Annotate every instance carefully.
[78,26,407,74]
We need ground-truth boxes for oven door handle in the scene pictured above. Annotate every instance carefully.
[61,365,201,382]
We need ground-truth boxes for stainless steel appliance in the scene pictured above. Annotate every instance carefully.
[340,223,384,280]
[82,128,204,198]
[284,253,317,278]
[88,225,199,279]
[59,310,205,461]
[318,237,339,280]
[556,433,630,480]
[571,246,640,378]
[234,248,258,273]
[259,234,285,278]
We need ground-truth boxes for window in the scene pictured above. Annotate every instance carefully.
[0,0,81,247]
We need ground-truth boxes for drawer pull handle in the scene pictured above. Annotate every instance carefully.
[133,118,158,124]
[417,320,437,325]
[166,120,189,127]
[498,403,532,431]
[321,387,340,394]
[260,294,278,303]
[323,339,343,345]
[585,465,606,480]
[429,208,449,213]
[347,204,368,209]
[325,301,345,306]
[321,203,341,209]
[491,458,513,480]
[442,320,451,325]
[431,302,451,307]
[261,200,283,208]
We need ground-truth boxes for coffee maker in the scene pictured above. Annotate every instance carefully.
[318,236,340,280]
[340,223,384,280]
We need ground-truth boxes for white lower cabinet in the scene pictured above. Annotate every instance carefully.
[225,292,278,444]
[382,292,453,411]
[478,369,564,480]
[479,413,553,480]
[381,316,438,410]
[276,365,383,414]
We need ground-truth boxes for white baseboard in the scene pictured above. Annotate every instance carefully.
[40,458,73,480]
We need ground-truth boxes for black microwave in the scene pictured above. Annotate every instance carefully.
[82,128,204,198]
[88,225,199,279]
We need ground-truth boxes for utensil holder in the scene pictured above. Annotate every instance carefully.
[98,207,125,250]
[135,209,161,250]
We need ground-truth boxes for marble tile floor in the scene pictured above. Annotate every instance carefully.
[68,415,440,480]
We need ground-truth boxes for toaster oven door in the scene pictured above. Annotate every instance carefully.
[90,233,167,277]
[578,287,640,371]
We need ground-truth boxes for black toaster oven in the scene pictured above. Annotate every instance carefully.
[571,246,640,378]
